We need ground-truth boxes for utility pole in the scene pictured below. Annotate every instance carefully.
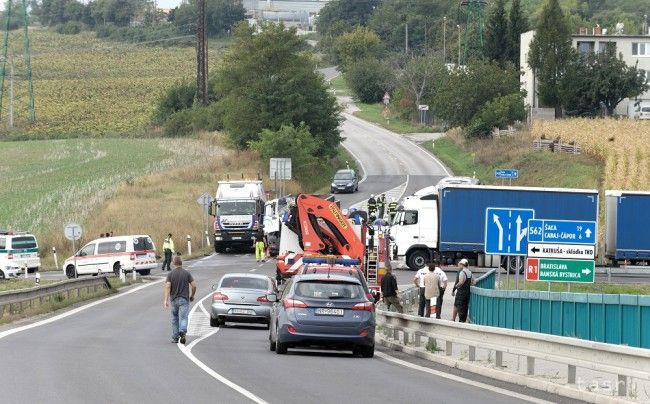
[196,0,208,105]
[443,17,447,63]
[8,53,13,128]
[405,23,408,54]
[457,25,461,66]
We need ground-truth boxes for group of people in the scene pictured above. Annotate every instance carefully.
[380,258,474,323]
[367,194,398,222]
[98,231,114,238]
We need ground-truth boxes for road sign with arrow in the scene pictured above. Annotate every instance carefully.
[526,258,594,283]
[527,242,595,260]
[484,208,535,256]
[527,219,596,245]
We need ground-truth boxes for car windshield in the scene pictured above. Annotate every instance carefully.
[133,237,154,251]
[642,107,650,112]
[11,236,37,249]
[217,200,256,215]
[294,280,363,299]
[221,276,269,290]
[334,172,353,180]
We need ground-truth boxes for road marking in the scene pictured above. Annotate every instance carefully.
[249,268,258,272]
[179,291,268,404]
[0,279,163,340]
[375,352,553,404]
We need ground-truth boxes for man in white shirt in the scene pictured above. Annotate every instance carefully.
[430,259,448,319]
[413,265,429,317]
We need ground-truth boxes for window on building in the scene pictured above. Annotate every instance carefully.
[598,42,616,53]
[577,41,595,55]
[633,42,650,56]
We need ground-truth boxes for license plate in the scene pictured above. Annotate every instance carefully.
[232,237,242,240]
[315,308,344,316]
[20,253,34,258]
[231,308,254,315]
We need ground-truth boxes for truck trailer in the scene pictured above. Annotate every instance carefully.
[390,184,599,271]
[606,190,650,263]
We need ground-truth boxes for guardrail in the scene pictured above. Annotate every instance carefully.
[376,309,650,398]
[0,277,113,320]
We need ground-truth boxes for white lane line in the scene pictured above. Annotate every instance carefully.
[341,143,368,184]
[375,352,553,404]
[179,291,268,404]
[249,268,258,272]
[0,279,164,340]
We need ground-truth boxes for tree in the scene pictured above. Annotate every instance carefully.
[484,0,509,64]
[345,57,396,103]
[333,26,385,70]
[506,0,529,66]
[398,55,446,111]
[249,123,319,175]
[528,0,572,117]
[214,23,341,157]
[171,0,245,36]
[316,0,379,36]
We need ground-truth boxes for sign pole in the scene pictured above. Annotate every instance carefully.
[515,256,520,290]
[506,257,510,289]
[72,236,77,279]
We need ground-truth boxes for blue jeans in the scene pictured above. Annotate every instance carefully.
[171,297,189,339]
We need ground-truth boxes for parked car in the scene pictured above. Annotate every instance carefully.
[210,273,277,328]
[0,231,41,278]
[268,273,375,357]
[63,235,156,278]
[639,105,650,120]
[330,169,359,194]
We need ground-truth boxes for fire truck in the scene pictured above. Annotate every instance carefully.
[274,194,389,292]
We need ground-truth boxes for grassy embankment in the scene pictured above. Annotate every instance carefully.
[500,279,650,295]
[329,75,432,134]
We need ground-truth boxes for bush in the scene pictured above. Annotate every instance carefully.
[162,104,225,137]
[55,22,83,35]
[248,124,319,178]
[163,109,194,137]
[154,80,196,124]
[345,58,396,103]
[465,93,526,138]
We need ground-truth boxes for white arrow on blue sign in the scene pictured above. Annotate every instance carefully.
[484,208,535,256]
[495,169,518,179]
[527,219,596,245]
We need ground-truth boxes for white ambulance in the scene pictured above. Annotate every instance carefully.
[63,235,157,278]
[0,231,41,279]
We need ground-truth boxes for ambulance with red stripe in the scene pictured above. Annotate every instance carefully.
[63,235,157,278]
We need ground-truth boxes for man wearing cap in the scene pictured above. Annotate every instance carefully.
[452,258,473,323]
[163,256,197,344]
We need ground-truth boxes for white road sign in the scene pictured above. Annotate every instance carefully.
[197,192,213,209]
[527,242,596,260]
[64,223,82,241]
[270,158,292,180]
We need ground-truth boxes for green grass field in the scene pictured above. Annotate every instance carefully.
[1,29,222,139]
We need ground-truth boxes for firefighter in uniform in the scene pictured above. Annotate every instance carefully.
[377,194,386,219]
[162,233,175,271]
[388,198,398,223]
[367,194,377,218]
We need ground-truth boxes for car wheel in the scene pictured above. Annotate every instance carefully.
[275,333,288,355]
[269,334,276,351]
[210,316,219,327]
[361,345,375,358]
[265,322,270,330]
[113,262,121,276]
[65,265,77,279]
[138,269,151,276]
[0,270,5,279]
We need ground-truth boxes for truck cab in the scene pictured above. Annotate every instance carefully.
[390,194,439,270]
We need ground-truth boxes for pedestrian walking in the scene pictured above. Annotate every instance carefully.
[452,258,474,323]
[377,194,386,219]
[254,230,266,262]
[162,233,175,271]
[367,194,377,218]
[424,264,441,318]
[163,256,197,344]
[388,198,398,223]
[413,264,429,317]
[431,259,448,319]
[380,267,403,313]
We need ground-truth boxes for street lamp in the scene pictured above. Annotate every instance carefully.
[457,24,461,66]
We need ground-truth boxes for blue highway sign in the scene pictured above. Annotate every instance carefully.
[527,219,596,245]
[495,169,519,179]
[485,208,535,256]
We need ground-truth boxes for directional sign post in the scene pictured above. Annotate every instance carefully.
[495,169,518,186]
[527,219,596,245]
[528,243,596,260]
[526,258,595,283]
[485,208,535,256]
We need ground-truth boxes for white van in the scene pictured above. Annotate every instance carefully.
[63,235,157,278]
[0,231,41,279]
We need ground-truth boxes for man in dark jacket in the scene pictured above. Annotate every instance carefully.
[380,267,403,313]
[163,256,197,344]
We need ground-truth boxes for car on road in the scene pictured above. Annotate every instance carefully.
[210,273,277,328]
[268,273,375,357]
[639,105,650,120]
[330,169,359,194]
[295,263,372,298]
[63,235,157,278]
[0,231,41,278]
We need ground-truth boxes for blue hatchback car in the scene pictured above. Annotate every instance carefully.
[268,273,375,357]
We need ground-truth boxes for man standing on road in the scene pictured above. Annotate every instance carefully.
[388,198,398,223]
[163,256,197,344]
[424,264,440,318]
[162,233,175,271]
[367,194,377,218]
[413,265,429,317]
[377,194,386,219]
[380,267,403,313]
[254,230,266,262]
[430,259,448,319]
[452,258,473,323]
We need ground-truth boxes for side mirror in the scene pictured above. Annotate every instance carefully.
[266,293,278,302]
[208,201,215,216]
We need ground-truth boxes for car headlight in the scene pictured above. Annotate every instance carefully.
[347,182,353,186]
[331,183,336,187]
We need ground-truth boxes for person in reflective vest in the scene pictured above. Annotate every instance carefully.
[367,194,377,217]
[162,234,175,271]
[388,198,398,223]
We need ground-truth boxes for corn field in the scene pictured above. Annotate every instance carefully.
[532,119,650,191]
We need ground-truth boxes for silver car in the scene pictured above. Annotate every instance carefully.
[210,273,277,328]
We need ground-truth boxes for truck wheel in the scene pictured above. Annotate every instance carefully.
[507,256,524,274]
[214,243,225,253]
[138,269,151,276]
[407,250,429,271]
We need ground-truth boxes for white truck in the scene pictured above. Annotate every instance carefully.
[263,195,295,256]
[209,180,266,253]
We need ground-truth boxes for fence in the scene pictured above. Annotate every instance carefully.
[470,271,650,349]
[533,138,582,154]
[0,277,113,320]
